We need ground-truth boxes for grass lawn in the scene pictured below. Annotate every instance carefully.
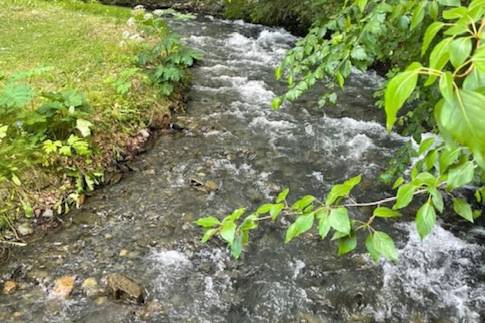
[0,0,180,232]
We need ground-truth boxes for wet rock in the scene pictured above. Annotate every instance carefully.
[43,208,54,218]
[205,180,219,192]
[3,280,17,295]
[105,273,144,304]
[51,275,76,298]
[17,223,33,236]
[95,296,108,305]
[81,278,102,298]
[139,300,163,320]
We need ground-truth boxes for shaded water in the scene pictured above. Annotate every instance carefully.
[1,16,484,322]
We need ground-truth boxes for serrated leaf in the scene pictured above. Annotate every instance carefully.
[373,231,398,261]
[416,201,436,239]
[316,209,331,239]
[231,233,243,259]
[0,83,34,108]
[285,213,314,243]
[337,234,357,255]
[428,187,444,213]
[291,195,315,211]
[325,175,362,206]
[365,233,380,262]
[447,161,475,188]
[202,228,218,242]
[393,183,416,209]
[452,197,474,222]
[220,221,236,245]
[328,207,351,234]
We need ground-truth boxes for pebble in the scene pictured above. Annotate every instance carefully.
[17,223,33,236]
[81,278,101,297]
[3,280,17,295]
[119,249,129,257]
[95,296,108,305]
[104,233,113,240]
[51,275,76,298]
[43,209,54,218]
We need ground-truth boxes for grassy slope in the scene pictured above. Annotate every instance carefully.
[0,0,174,229]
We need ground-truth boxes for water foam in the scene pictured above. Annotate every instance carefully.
[374,223,485,321]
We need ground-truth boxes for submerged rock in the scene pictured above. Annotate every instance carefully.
[105,273,144,304]
[3,280,17,295]
[81,278,102,298]
[51,275,76,298]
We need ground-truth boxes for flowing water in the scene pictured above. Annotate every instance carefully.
[1,15,484,323]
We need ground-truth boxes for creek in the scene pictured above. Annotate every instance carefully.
[1,15,484,323]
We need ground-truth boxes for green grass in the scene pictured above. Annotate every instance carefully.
[0,0,175,228]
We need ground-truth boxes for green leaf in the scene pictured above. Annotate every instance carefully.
[0,83,34,108]
[316,209,331,239]
[202,228,218,242]
[384,62,422,131]
[271,97,283,110]
[76,119,93,137]
[365,233,380,262]
[195,216,221,228]
[373,231,398,261]
[418,137,435,154]
[328,207,351,234]
[449,37,472,68]
[421,22,444,56]
[291,195,315,211]
[439,147,461,172]
[392,177,405,189]
[413,172,437,187]
[325,175,362,205]
[452,197,474,222]
[437,0,460,7]
[270,203,284,221]
[393,183,416,209]
[410,1,427,31]
[220,221,237,245]
[439,72,455,104]
[416,201,436,239]
[285,213,314,243]
[447,161,475,188]
[256,203,273,215]
[226,208,246,222]
[428,187,444,213]
[472,46,485,73]
[425,37,453,86]
[373,207,401,218]
[435,90,485,164]
[424,150,438,170]
[337,234,357,255]
[276,188,289,203]
[231,233,243,259]
[275,66,283,80]
[356,0,368,12]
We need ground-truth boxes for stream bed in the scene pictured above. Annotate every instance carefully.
[1,15,484,323]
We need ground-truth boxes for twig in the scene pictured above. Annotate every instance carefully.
[0,240,27,247]
[343,188,429,208]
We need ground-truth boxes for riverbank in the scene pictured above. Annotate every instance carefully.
[0,0,195,242]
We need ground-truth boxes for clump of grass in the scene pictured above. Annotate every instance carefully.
[0,0,195,233]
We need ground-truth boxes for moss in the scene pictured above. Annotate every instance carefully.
[0,0,184,232]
